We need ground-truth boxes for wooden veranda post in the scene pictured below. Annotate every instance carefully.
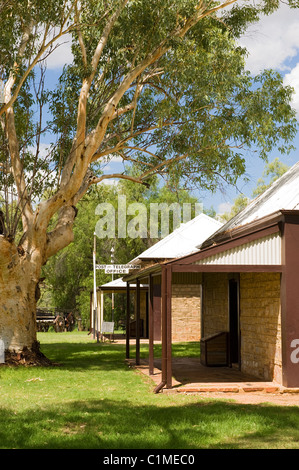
[149,274,154,375]
[160,266,172,389]
[93,232,97,340]
[281,213,299,387]
[166,265,172,388]
[136,279,140,365]
[126,282,130,359]
[161,266,172,388]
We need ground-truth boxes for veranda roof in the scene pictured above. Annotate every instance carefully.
[99,278,148,290]
[130,213,223,263]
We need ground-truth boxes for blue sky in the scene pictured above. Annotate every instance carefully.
[41,2,299,215]
[211,2,299,214]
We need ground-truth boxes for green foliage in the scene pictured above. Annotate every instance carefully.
[252,157,290,197]
[48,1,298,195]
[219,194,249,223]
[41,178,200,327]
[0,1,298,257]
[219,157,290,222]
[41,184,115,324]
[0,0,68,75]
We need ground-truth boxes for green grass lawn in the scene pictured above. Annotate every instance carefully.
[0,331,299,449]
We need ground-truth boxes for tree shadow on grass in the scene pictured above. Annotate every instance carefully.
[40,340,201,372]
[12,340,297,449]
[0,398,299,449]
[159,342,201,358]
[40,341,128,372]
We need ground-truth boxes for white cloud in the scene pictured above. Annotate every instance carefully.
[284,63,299,115]
[239,4,299,74]
[44,33,74,70]
[28,143,51,159]
[101,178,118,187]
[102,154,124,164]
[217,202,232,214]
[238,3,299,116]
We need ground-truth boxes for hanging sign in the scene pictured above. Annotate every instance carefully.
[101,322,115,334]
[96,264,141,274]
[105,266,129,274]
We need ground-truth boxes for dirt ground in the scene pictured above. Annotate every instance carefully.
[129,357,299,407]
[177,390,299,406]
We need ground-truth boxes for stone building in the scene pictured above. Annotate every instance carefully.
[91,278,148,338]
[93,162,299,390]
[93,213,222,362]
[125,161,299,390]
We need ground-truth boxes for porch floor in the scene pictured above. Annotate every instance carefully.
[128,357,294,394]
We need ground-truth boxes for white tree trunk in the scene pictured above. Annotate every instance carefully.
[0,236,40,353]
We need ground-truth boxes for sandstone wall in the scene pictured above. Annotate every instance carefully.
[202,273,229,336]
[240,272,281,382]
[202,272,282,383]
[171,280,202,342]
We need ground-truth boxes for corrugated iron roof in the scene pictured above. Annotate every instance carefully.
[130,213,223,262]
[200,160,299,249]
[195,232,282,265]
[99,278,148,289]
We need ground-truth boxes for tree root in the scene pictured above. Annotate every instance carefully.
[2,341,54,367]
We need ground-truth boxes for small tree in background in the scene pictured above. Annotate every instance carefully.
[220,157,291,222]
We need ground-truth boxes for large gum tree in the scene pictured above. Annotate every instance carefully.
[0,0,297,358]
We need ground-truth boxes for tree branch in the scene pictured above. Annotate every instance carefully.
[87,0,238,159]
[74,0,87,68]
[72,0,129,164]
[5,105,33,231]
[44,205,77,261]
[0,3,78,118]
[139,153,190,180]
[37,0,240,233]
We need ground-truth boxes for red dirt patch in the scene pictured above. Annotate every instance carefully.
[188,390,299,406]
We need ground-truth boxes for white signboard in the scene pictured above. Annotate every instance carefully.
[102,322,115,334]
[96,264,108,270]
[105,266,129,274]
[96,264,141,273]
